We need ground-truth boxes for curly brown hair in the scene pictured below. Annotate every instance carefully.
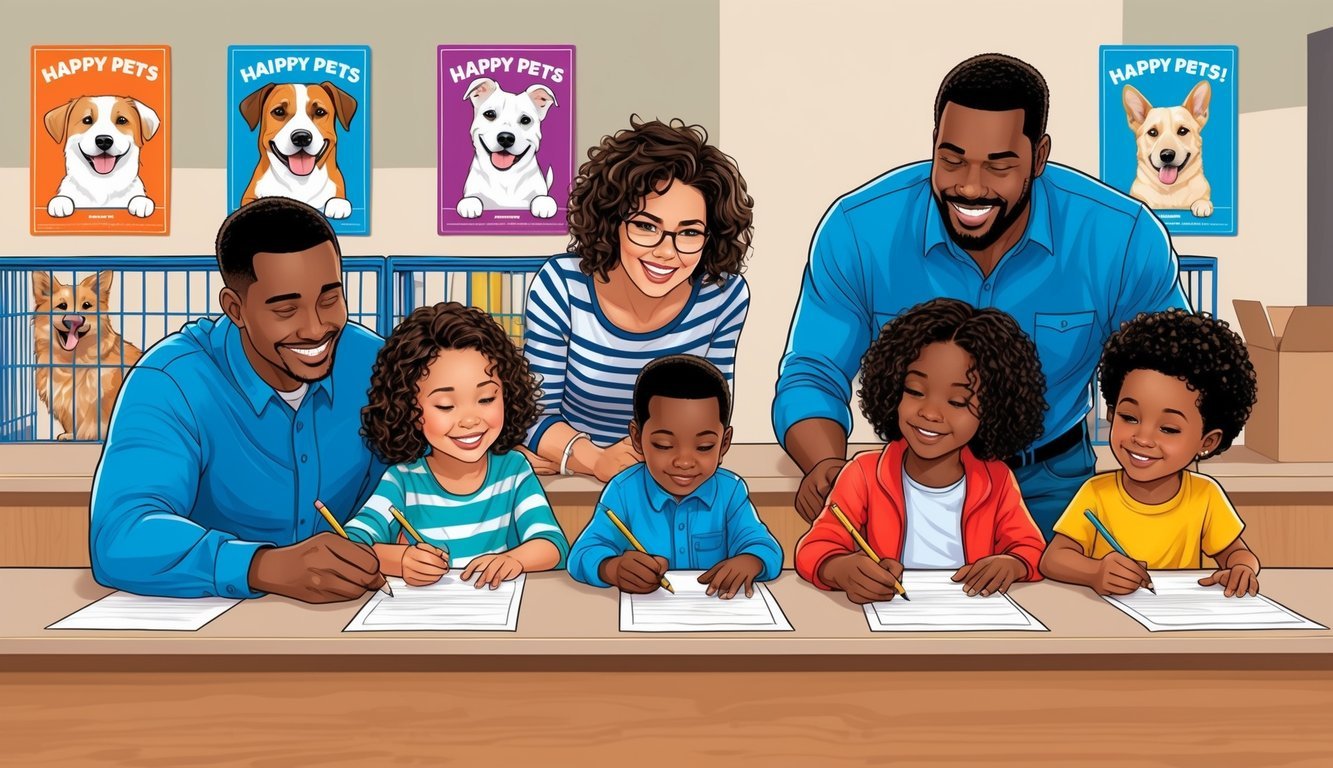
[1098,309,1257,457]
[567,116,754,286]
[858,298,1048,461]
[361,302,541,465]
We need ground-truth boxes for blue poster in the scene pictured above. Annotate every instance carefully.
[1099,45,1237,236]
[227,45,371,235]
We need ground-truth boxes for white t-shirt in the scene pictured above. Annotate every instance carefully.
[901,468,966,569]
[277,382,309,411]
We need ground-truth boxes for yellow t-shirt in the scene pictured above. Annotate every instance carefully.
[1052,470,1244,569]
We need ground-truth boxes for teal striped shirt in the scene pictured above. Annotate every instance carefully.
[345,450,569,568]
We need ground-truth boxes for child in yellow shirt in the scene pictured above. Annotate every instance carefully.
[1040,309,1262,597]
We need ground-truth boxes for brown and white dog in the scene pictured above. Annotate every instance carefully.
[43,96,160,218]
[1123,81,1213,217]
[32,271,143,441]
[239,82,357,219]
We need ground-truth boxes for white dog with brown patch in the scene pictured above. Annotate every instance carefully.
[1123,81,1213,217]
[458,77,558,219]
[239,81,357,219]
[43,96,160,218]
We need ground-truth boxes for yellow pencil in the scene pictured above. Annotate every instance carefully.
[313,499,393,597]
[828,502,909,601]
[601,507,675,594]
[388,505,427,546]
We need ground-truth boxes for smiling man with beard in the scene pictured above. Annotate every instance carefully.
[91,198,390,602]
[774,53,1190,537]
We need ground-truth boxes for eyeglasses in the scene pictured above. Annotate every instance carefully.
[624,218,708,254]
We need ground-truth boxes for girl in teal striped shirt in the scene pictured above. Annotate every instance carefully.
[349,302,569,589]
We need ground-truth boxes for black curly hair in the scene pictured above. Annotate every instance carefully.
[935,53,1049,145]
[1098,309,1257,457]
[859,298,1048,461]
[633,354,731,427]
[361,302,541,465]
[567,116,754,286]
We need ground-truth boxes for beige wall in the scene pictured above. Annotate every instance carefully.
[0,0,1318,446]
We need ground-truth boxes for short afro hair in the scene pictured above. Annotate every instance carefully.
[859,298,1047,461]
[934,53,1049,145]
[632,354,731,427]
[361,302,541,465]
[1098,309,1257,457]
[216,197,340,290]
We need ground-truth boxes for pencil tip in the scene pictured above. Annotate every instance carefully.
[901,593,911,601]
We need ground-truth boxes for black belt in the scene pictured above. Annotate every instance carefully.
[1004,422,1087,470]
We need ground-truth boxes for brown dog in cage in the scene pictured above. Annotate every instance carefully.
[32,271,143,440]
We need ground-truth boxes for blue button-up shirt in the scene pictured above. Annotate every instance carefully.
[567,464,783,587]
[90,317,386,598]
[773,161,1190,449]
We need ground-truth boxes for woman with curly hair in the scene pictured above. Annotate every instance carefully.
[1041,309,1262,598]
[796,298,1049,604]
[347,302,569,589]
[522,116,754,482]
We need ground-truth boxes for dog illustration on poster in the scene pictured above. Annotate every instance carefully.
[239,81,357,219]
[457,77,558,219]
[1123,80,1212,217]
[43,96,160,218]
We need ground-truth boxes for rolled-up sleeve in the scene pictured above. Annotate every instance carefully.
[773,203,873,447]
[90,367,270,598]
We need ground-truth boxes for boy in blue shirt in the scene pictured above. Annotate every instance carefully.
[568,355,782,598]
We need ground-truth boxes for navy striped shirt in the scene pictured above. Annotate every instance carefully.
[523,254,750,449]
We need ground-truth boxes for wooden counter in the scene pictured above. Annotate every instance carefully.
[2,569,1331,765]
[3,443,1332,568]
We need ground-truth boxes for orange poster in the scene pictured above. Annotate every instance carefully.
[30,46,171,235]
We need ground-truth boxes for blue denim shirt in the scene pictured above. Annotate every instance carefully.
[773,161,1190,448]
[90,317,386,598]
[568,464,783,587]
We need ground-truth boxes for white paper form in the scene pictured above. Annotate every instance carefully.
[1103,571,1327,632]
[344,574,524,631]
[619,570,793,632]
[862,570,1047,632]
[47,592,240,631]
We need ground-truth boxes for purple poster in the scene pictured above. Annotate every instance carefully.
[437,45,575,235]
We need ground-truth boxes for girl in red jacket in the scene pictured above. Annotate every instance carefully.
[796,298,1048,604]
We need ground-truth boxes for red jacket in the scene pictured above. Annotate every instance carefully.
[796,440,1046,589]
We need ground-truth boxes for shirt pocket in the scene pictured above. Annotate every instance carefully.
[691,531,726,558]
[1032,311,1098,381]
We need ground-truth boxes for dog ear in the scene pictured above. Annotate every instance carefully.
[318,81,358,131]
[1122,85,1152,132]
[524,84,558,120]
[239,84,277,131]
[43,99,76,144]
[32,272,54,302]
[126,98,161,143]
[463,78,498,106]
[80,271,115,303]
[1184,81,1211,129]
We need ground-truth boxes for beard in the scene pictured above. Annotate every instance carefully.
[934,172,1033,252]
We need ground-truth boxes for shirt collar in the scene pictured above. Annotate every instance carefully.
[222,318,335,416]
[921,170,1054,260]
[642,465,722,513]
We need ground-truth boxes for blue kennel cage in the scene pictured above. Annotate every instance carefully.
[385,256,550,346]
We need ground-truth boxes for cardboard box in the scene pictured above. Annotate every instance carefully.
[1233,300,1333,462]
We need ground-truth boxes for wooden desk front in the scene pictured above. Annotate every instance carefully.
[2,569,1332,765]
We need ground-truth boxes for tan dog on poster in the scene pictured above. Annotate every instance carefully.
[32,271,142,440]
[1123,80,1213,217]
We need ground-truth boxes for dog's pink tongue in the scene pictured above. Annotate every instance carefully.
[1159,164,1180,185]
[490,151,516,170]
[92,155,116,174]
[288,153,316,176]
[61,329,80,351]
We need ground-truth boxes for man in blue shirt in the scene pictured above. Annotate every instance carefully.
[90,198,389,601]
[774,53,1190,535]
[569,355,782,597]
